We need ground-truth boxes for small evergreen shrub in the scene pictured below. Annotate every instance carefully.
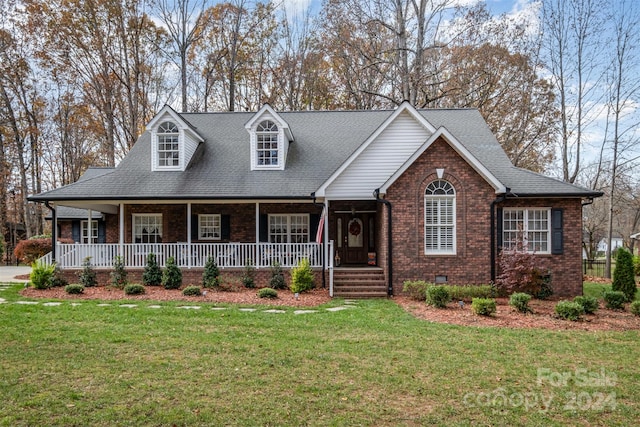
[402,280,431,301]
[509,292,532,313]
[162,257,182,290]
[630,301,640,316]
[78,257,97,287]
[554,301,585,321]
[65,284,85,294]
[603,290,626,310]
[202,256,220,288]
[612,249,637,302]
[143,253,162,286]
[124,284,145,295]
[269,262,286,290]
[241,260,256,288]
[110,256,128,289]
[50,264,68,288]
[182,285,202,296]
[573,295,599,314]
[425,285,451,308]
[445,284,495,301]
[30,262,55,289]
[471,298,497,316]
[258,287,278,299]
[290,258,314,293]
[633,255,640,276]
[533,274,554,300]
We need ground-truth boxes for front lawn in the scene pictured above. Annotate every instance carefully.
[1,284,638,426]
[584,281,640,301]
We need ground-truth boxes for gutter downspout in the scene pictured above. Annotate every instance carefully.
[45,202,56,263]
[490,188,510,283]
[311,192,326,289]
[374,189,393,296]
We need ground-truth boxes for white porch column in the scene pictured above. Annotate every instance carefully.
[187,202,192,268]
[324,200,329,268]
[119,203,124,257]
[87,209,93,243]
[255,202,260,244]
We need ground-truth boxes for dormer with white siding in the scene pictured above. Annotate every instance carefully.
[147,105,204,172]
[245,104,294,171]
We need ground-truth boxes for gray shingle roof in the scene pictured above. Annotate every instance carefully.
[30,108,601,202]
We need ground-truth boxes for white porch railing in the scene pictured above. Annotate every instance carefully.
[49,242,324,269]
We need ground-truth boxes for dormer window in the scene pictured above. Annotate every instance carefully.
[256,120,279,167]
[157,121,180,168]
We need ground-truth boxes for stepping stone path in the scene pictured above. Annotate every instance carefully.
[2,298,359,315]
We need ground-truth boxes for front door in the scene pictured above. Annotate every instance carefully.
[336,213,374,265]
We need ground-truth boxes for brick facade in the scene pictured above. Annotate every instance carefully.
[385,137,584,297]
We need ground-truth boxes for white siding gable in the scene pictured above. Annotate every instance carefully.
[325,110,432,199]
[149,108,203,172]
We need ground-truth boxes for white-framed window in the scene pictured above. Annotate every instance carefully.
[256,120,279,167]
[133,214,162,243]
[424,180,456,254]
[81,220,98,244]
[199,214,221,240]
[157,121,179,168]
[503,208,550,253]
[269,214,309,243]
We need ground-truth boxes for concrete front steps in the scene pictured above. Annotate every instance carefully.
[332,268,388,298]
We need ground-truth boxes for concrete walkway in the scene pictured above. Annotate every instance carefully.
[0,266,32,284]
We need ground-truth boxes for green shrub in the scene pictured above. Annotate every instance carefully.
[445,284,495,301]
[630,301,640,316]
[124,284,145,295]
[573,295,599,314]
[242,260,256,288]
[65,284,85,294]
[554,301,585,321]
[78,257,97,287]
[30,262,55,289]
[403,280,431,301]
[471,298,497,316]
[509,292,532,313]
[143,253,162,286]
[425,285,451,308]
[612,249,637,302]
[202,256,220,288]
[533,274,554,300]
[110,256,128,289]
[182,285,202,296]
[603,290,626,310]
[269,262,286,290]
[290,258,314,293]
[258,287,278,299]
[50,264,68,288]
[633,255,640,276]
[162,257,182,290]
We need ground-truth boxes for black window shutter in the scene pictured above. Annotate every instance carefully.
[496,208,503,249]
[259,214,268,242]
[72,221,80,243]
[551,208,563,255]
[221,215,231,240]
[98,221,106,243]
[309,214,320,242]
[191,214,199,240]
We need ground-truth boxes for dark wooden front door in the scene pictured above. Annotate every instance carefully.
[336,213,375,265]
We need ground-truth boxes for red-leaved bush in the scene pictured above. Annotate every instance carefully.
[496,239,546,296]
[14,238,73,264]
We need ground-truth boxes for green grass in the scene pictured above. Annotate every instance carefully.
[583,281,640,301]
[1,283,638,426]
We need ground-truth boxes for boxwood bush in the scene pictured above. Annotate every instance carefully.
[573,295,599,314]
[124,284,145,295]
[402,280,431,301]
[471,298,496,316]
[509,292,532,313]
[630,301,640,317]
[258,287,278,299]
[182,285,202,296]
[603,290,626,310]
[64,284,85,294]
[425,285,451,308]
[555,301,585,321]
[445,284,495,301]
